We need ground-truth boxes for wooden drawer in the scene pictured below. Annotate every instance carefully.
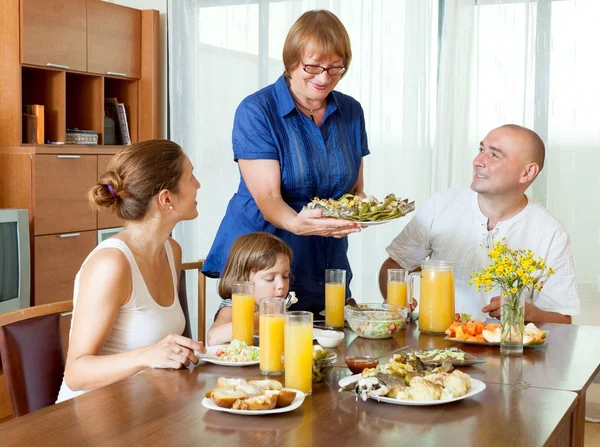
[34,231,96,305]
[34,154,97,235]
[87,0,141,79]
[20,0,87,72]
[97,155,123,229]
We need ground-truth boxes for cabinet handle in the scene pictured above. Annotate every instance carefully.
[46,63,70,69]
[57,155,81,159]
[107,71,127,77]
[60,233,81,238]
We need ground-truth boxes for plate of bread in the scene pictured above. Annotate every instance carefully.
[202,377,305,415]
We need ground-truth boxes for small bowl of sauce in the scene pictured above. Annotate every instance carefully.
[344,356,379,374]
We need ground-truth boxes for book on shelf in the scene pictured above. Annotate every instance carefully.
[22,113,36,144]
[116,103,131,145]
[22,104,44,143]
[104,97,123,144]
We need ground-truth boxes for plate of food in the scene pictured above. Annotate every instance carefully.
[199,340,260,366]
[397,347,485,366]
[202,377,304,415]
[304,193,414,224]
[444,319,547,348]
[338,351,485,406]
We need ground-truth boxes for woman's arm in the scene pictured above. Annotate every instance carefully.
[238,159,362,238]
[64,249,203,391]
[207,307,260,346]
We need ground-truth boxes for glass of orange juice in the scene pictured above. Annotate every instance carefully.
[387,269,407,307]
[408,261,455,334]
[259,298,285,375]
[325,269,346,329]
[284,311,313,395]
[232,281,255,345]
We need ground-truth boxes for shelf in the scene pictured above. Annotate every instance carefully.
[66,73,104,144]
[1,145,125,155]
[105,77,138,144]
[22,67,65,144]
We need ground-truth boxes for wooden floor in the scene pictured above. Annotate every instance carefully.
[585,422,600,446]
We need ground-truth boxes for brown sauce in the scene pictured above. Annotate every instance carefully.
[345,356,379,374]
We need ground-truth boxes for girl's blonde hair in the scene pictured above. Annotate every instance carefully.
[219,233,293,299]
[282,10,352,79]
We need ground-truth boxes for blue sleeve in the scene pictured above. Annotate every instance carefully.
[232,98,279,162]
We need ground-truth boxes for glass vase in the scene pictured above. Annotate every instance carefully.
[500,286,530,356]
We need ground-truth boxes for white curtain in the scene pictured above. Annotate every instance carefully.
[169,0,438,338]
[169,0,600,339]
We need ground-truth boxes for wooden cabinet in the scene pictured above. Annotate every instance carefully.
[20,0,87,72]
[97,154,123,229]
[34,231,97,306]
[34,155,97,235]
[87,0,141,79]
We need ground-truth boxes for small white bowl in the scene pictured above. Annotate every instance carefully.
[314,329,344,348]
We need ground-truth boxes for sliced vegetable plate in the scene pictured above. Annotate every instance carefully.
[197,343,260,366]
[444,331,548,348]
[398,347,486,366]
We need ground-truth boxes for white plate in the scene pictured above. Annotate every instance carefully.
[202,389,305,415]
[198,345,260,366]
[355,219,398,227]
[338,374,486,406]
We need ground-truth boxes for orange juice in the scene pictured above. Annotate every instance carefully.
[232,293,255,345]
[325,282,345,328]
[259,314,284,374]
[387,281,407,307]
[284,320,313,394]
[419,269,455,334]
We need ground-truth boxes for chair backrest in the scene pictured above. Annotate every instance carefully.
[0,301,73,417]
[179,260,206,343]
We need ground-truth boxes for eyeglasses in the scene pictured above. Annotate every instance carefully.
[302,64,347,76]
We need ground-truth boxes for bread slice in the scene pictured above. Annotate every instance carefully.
[235,384,262,397]
[248,379,283,391]
[232,394,277,411]
[211,388,247,408]
[216,377,249,389]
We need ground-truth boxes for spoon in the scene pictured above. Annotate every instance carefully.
[346,297,362,311]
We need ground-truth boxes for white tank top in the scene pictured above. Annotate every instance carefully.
[56,238,186,403]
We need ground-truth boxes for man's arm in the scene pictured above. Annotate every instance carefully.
[482,297,572,324]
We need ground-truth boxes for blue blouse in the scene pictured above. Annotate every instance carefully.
[203,75,369,314]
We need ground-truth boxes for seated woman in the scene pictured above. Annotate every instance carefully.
[207,232,293,346]
[56,139,205,403]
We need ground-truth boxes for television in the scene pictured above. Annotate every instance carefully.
[0,209,30,313]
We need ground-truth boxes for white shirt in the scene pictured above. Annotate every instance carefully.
[386,188,580,319]
[56,239,186,403]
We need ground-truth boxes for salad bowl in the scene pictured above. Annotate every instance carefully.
[345,303,408,339]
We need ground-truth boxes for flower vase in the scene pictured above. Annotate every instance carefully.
[500,286,530,356]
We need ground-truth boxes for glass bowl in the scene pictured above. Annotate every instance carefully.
[312,350,337,383]
[344,303,408,339]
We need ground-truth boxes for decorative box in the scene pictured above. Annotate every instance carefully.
[65,129,99,145]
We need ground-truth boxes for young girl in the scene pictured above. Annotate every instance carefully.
[207,232,294,346]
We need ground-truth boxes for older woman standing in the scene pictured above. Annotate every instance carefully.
[203,10,369,314]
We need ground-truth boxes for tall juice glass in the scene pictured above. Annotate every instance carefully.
[325,269,346,329]
[284,311,313,395]
[259,298,285,375]
[408,261,455,334]
[387,269,407,307]
[232,282,255,345]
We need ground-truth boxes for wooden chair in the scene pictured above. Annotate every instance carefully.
[0,301,73,417]
[179,259,206,343]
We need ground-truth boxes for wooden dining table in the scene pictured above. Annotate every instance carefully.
[1,321,598,447]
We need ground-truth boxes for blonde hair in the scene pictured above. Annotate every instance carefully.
[282,10,352,78]
[88,140,186,221]
[219,233,293,299]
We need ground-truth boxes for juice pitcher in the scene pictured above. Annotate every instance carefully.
[408,260,455,334]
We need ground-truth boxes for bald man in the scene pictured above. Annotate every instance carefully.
[380,125,579,323]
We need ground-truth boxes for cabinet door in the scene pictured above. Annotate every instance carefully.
[97,155,124,229]
[34,154,97,235]
[21,0,87,72]
[87,0,141,79]
[34,230,96,305]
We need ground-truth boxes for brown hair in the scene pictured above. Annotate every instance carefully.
[88,139,186,221]
[219,233,294,299]
[282,10,352,78]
